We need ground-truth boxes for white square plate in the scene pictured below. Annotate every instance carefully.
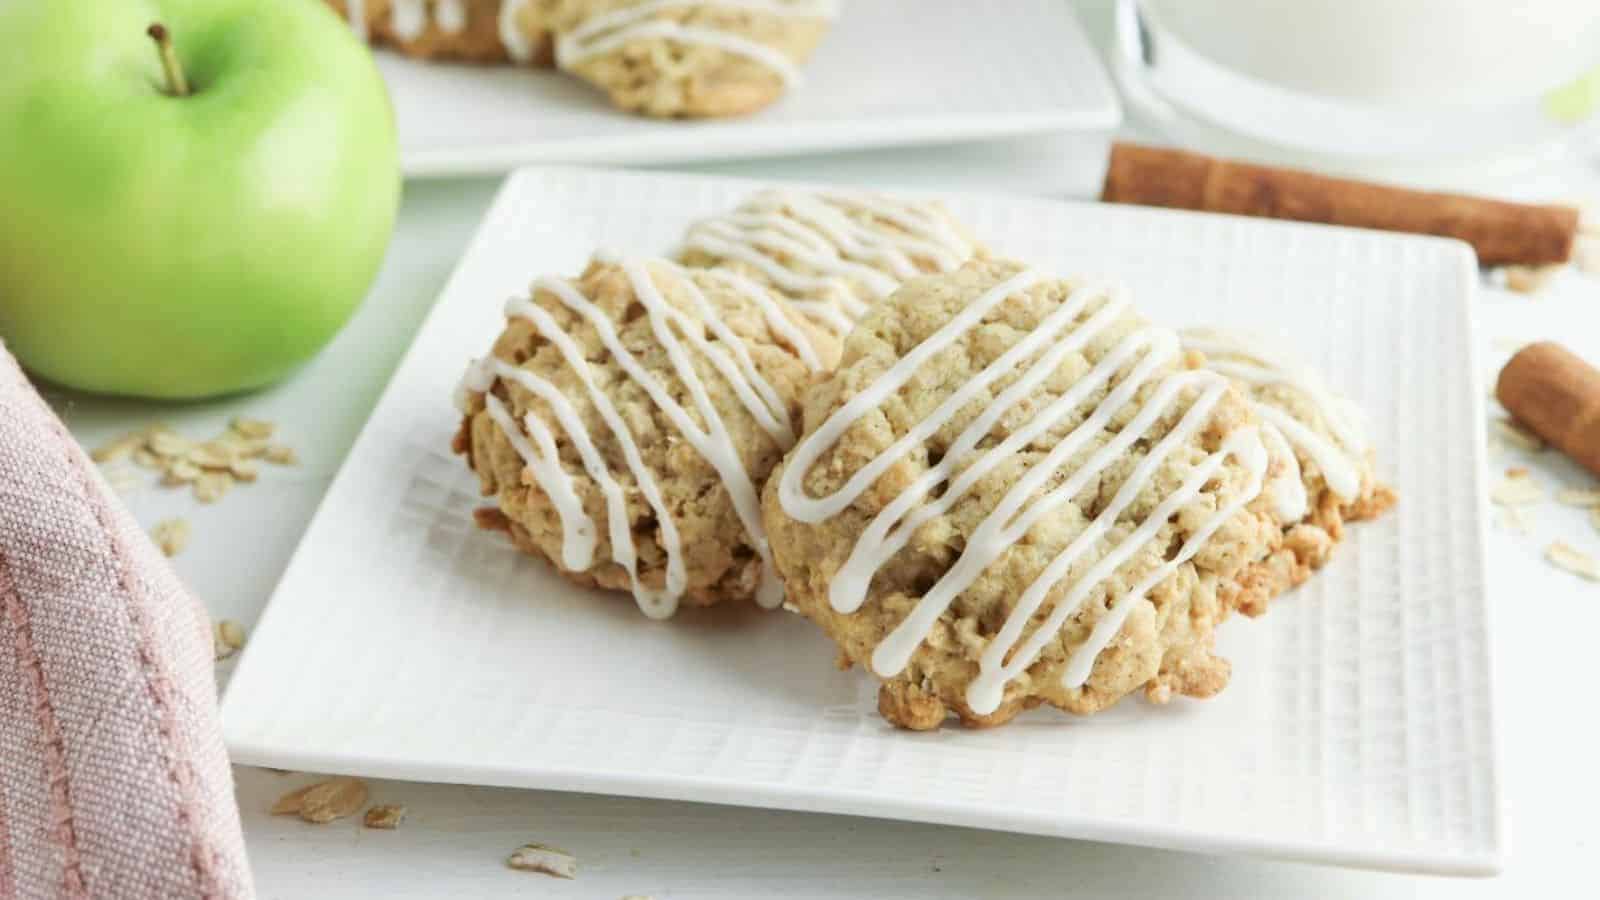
[381,0,1120,176]
[222,168,1499,875]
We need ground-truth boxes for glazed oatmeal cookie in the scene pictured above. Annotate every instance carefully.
[549,0,837,118]
[762,259,1285,729]
[454,255,838,617]
[1180,328,1396,617]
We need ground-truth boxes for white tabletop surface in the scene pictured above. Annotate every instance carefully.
[51,5,1600,897]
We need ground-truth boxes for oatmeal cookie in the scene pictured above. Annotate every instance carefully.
[326,0,554,64]
[454,255,838,617]
[550,1,837,118]
[677,189,982,340]
[762,259,1285,729]
[1180,328,1396,617]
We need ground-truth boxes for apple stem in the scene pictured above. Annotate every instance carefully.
[147,23,191,97]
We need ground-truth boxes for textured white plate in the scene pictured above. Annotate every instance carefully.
[380,0,1120,176]
[222,168,1499,875]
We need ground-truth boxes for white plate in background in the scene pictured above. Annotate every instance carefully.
[222,167,1497,875]
[379,0,1120,176]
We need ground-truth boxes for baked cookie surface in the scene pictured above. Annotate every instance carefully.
[1180,328,1397,617]
[454,256,838,617]
[762,260,1284,729]
[677,189,981,339]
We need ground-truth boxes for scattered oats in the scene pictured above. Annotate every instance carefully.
[1504,264,1559,294]
[231,416,276,440]
[133,448,163,469]
[162,460,202,486]
[1546,541,1600,581]
[147,430,192,457]
[186,442,235,469]
[150,518,190,557]
[264,444,298,466]
[1493,419,1545,452]
[220,434,270,458]
[194,471,233,504]
[507,844,577,879]
[363,804,407,829]
[1575,236,1600,275]
[1556,488,1600,507]
[229,458,260,482]
[272,778,369,824]
[1491,473,1545,506]
[1592,506,1600,534]
[217,619,246,651]
[90,432,142,463]
[1506,466,1530,479]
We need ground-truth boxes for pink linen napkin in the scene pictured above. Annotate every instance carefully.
[0,343,254,898]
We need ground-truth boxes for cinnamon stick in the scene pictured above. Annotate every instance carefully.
[1497,342,1600,478]
[1101,142,1579,266]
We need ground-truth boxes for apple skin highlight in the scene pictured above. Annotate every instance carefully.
[0,0,400,399]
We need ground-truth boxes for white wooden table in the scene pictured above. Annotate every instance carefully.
[55,9,1600,897]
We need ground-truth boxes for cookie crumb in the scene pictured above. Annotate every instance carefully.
[507,843,577,879]
[1492,419,1545,452]
[363,804,407,829]
[1547,541,1600,581]
[150,518,191,557]
[272,777,369,824]
[1506,466,1529,479]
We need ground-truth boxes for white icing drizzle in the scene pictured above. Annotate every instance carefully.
[499,0,537,61]
[349,0,470,44]
[679,189,975,337]
[391,0,429,40]
[437,0,467,32]
[1180,328,1367,505]
[777,272,1269,713]
[459,258,811,617]
[347,0,368,41]
[1258,422,1309,521]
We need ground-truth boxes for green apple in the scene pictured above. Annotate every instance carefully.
[0,0,399,399]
